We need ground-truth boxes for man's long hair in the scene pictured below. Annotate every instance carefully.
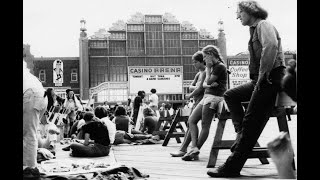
[238,0,268,19]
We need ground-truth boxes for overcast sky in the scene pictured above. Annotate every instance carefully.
[23,0,297,57]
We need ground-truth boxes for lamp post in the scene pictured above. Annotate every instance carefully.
[80,18,87,32]
[218,19,224,32]
[80,19,87,38]
[217,19,228,88]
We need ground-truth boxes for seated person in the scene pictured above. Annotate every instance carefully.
[112,107,159,145]
[282,59,296,102]
[69,111,86,139]
[113,106,143,134]
[159,103,166,111]
[141,107,157,135]
[281,59,297,113]
[70,107,95,138]
[37,122,60,161]
[69,112,111,157]
[113,106,131,132]
[94,106,116,144]
[37,123,60,148]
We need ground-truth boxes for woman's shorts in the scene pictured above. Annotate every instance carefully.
[198,94,224,110]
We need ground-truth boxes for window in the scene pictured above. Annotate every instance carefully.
[71,69,78,82]
[39,70,46,82]
[89,58,108,87]
[109,58,127,82]
[95,88,128,103]
[71,69,78,81]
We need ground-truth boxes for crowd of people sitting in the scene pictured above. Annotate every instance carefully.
[34,86,174,161]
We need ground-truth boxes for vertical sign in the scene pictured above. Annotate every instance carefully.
[53,59,63,86]
[228,59,250,89]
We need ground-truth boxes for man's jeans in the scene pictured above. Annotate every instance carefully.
[23,88,48,167]
[70,143,110,157]
[223,67,285,171]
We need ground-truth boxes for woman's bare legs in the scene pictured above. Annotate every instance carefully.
[196,103,215,149]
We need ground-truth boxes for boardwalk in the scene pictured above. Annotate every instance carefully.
[53,115,297,179]
[112,115,297,179]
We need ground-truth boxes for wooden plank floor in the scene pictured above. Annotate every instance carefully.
[53,115,297,179]
[112,115,297,179]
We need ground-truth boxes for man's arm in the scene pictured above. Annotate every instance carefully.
[257,21,279,87]
[186,72,206,99]
[189,72,200,92]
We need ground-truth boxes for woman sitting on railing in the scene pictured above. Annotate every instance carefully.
[182,45,228,161]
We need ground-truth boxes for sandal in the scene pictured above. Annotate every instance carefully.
[170,150,187,157]
[182,148,200,161]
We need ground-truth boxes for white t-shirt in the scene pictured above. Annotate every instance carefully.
[100,117,116,144]
[149,93,159,107]
[77,119,86,130]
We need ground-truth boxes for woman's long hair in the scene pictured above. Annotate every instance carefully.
[202,45,231,74]
[202,45,224,64]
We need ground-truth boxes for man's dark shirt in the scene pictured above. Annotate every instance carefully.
[81,121,110,146]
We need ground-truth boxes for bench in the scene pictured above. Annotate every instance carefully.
[207,91,297,169]
[158,108,190,146]
[152,110,174,140]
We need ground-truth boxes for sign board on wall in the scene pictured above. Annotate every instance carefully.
[128,66,183,95]
[53,59,63,86]
[228,59,250,89]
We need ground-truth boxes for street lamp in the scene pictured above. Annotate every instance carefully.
[218,19,224,32]
[80,18,87,32]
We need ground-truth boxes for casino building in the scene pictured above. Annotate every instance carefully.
[26,12,295,107]
[79,12,227,107]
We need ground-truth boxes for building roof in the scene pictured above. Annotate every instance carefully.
[33,57,79,61]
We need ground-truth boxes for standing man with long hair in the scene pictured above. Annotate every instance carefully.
[207,1,286,177]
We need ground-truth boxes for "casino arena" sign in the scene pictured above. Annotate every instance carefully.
[128,66,183,95]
